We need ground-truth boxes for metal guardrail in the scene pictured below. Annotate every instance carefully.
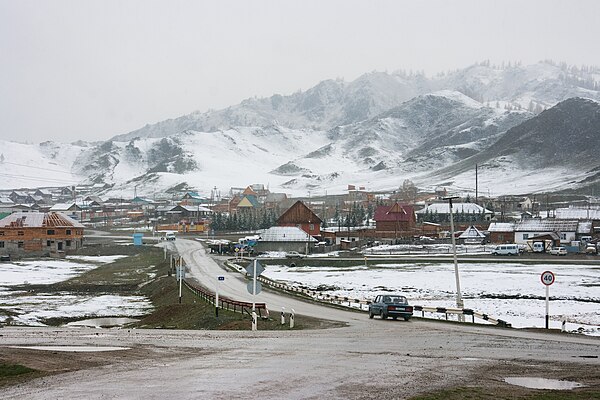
[227,260,511,328]
[182,278,268,318]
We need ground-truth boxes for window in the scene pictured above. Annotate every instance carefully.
[47,240,51,247]
[66,229,72,235]
[47,229,55,235]
[17,231,24,236]
[523,234,529,240]
[0,241,4,248]
[309,224,314,231]
[17,241,24,248]
[560,233,567,240]
[0,231,4,236]
[66,240,72,247]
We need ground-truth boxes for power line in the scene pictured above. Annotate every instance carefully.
[2,161,76,175]
[0,172,79,185]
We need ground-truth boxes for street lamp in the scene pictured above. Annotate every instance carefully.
[443,196,464,317]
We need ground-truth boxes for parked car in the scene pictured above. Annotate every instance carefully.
[285,251,305,259]
[368,294,413,321]
[550,247,567,256]
[585,245,597,255]
[492,244,520,256]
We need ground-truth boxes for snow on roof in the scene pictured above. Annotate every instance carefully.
[258,226,317,242]
[0,212,84,228]
[50,203,79,211]
[555,207,600,220]
[179,205,212,213]
[458,225,486,239]
[487,222,515,232]
[515,219,579,232]
[416,203,492,215]
[578,221,592,234]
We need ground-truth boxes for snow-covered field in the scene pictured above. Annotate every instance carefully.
[262,261,600,336]
[0,257,152,326]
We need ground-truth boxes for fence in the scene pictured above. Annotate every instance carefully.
[182,278,268,318]
[227,259,511,328]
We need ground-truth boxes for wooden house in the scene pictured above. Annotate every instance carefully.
[487,222,515,243]
[277,201,322,237]
[0,212,84,256]
[374,203,416,238]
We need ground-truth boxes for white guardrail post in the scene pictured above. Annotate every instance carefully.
[290,309,295,329]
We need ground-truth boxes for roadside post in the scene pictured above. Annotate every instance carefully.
[290,308,295,329]
[281,307,285,325]
[215,276,225,317]
[541,270,555,329]
[177,257,185,304]
[245,260,264,331]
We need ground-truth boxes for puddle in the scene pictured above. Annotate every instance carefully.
[65,317,139,328]
[9,346,130,352]
[504,377,585,390]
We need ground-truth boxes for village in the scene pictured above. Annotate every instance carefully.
[1,181,599,259]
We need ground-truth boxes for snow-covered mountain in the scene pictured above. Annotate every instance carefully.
[111,61,600,142]
[2,61,600,198]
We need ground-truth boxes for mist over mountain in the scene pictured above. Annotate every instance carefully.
[2,61,599,198]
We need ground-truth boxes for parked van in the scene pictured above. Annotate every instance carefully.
[492,244,520,256]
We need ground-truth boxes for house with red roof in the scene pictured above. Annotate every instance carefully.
[373,203,416,238]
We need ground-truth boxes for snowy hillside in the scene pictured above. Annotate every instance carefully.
[0,141,86,189]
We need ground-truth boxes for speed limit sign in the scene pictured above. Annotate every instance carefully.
[541,270,555,286]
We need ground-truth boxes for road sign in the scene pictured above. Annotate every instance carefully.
[541,271,555,286]
[247,280,262,295]
[245,260,264,276]
[176,267,185,280]
[218,276,225,281]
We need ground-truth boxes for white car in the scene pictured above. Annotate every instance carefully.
[550,247,567,256]
[285,251,305,259]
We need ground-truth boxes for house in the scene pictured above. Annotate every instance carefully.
[9,191,29,204]
[416,202,494,223]
[237,186,261,211]
[34,189,53,201]
[457,225,486,244]
[0,211,84,256]
[254,226,317,253]
[277,201,322,237]
[263,193,288,210]
[373,203,416,238]
[180,192,205,206]
[487,222,515,244]
[514,219,578,245]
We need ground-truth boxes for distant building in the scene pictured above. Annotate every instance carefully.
[487,222,515,244]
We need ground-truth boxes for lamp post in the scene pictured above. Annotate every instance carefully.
[444,196,464,319]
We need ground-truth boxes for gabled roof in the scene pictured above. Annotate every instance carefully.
[258,226,317,242]
[555,207,600,220]
[238,195,260,208]
[515,219,579,232]
[487,222,515,232]
[242,186,258,196]
[0,212,84,228]
[374,204,414,222]
[50,203,81,211]
[458,225,486,239]
[277,201,322,224]
[416,203,492,215]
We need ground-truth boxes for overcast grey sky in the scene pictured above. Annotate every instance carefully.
[1,0,599,143]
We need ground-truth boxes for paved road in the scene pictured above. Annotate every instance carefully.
[0,238,598,399]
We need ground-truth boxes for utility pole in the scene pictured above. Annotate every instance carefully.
[444,196,464,320]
